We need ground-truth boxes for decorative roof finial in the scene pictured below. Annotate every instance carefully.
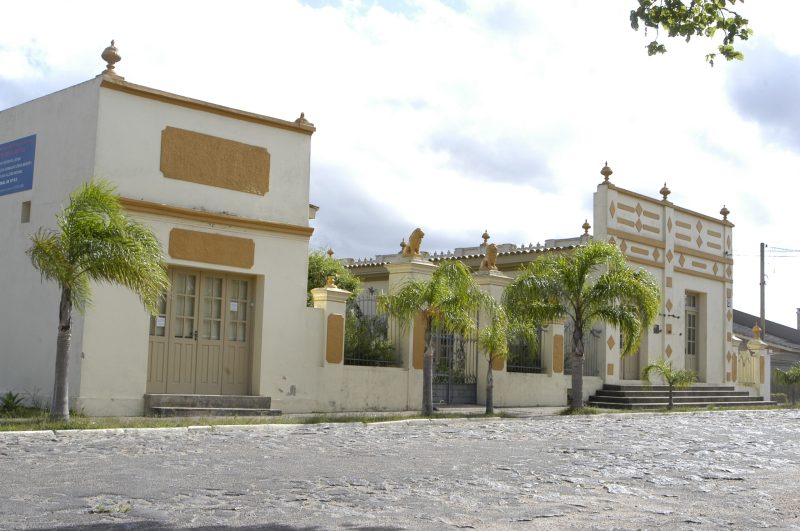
[101,40,122,78]
[660,182,671,201]
[752,321,762,340]
[295,112,314,126]
[481,229,490,246]
[326,248,334,258]
[582,219,591,235]
[600,161,613,184]
[720,205,730,221]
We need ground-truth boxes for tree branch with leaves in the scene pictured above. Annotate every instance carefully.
[504,241,660,409]
[630,0,752,65]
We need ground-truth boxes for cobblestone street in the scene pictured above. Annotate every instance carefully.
[1,410,798,530]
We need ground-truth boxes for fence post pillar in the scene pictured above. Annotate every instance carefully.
[546,321,566,376]
[311,280,352,367]
[385,257,437,409]
[474,270,512,406]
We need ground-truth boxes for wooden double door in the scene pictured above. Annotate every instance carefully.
[147,269,253,395]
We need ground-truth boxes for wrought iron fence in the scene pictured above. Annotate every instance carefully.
[344,291,401,367]
[563,321,600,376]
[430,326,479,385]
[506,327,543,373]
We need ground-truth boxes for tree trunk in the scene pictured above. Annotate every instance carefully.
[51,288,72,421]
[571,325,585,409]
[668,384,674,409]
[486,358,494,415]
[422,331,434,415]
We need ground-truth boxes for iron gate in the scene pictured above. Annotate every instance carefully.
[430,326,479,404]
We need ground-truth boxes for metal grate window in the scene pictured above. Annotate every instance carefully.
[506,327,543,373]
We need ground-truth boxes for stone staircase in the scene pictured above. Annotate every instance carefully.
[587,384,775,410]
[144,394,281,417]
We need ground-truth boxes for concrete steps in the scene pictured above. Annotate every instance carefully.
[588,384,775,410]
[144,394,281,417]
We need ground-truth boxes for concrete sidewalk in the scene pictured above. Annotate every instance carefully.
[279,405,566,420]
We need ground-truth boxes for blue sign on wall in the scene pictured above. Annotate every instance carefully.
[0,135,36,197]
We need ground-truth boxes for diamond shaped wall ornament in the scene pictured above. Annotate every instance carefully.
[679,254,685,267]
[608,237,616,245]
[713,263,719,275]
[636,203,643,217]
[666,250,673,263]
[726,265,732,278]
[635,219,643,232]
[609,202,616,218]
[619,240,628,252]
[696,236,703,248]
[727,310,732,321]
[696,220,703,232]
[607,335,616,350]
[726,351,732,362]
[727,235,731,249]
[666,299,673,312]
[653,249,660,261]
[667,217,673,232]
[665,345,672,357]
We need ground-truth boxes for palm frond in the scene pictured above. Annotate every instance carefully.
[478,303,509,360]
[27,178,170,315]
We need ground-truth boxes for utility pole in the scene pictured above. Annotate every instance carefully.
[760,242,766,336]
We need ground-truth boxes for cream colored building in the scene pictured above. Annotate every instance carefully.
[0,45,349,416]
[344,167,771,407]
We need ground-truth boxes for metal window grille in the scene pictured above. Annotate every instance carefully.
[506,327,543,373]
[344,291,401,367]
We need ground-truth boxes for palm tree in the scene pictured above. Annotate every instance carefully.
[27,180,169,420]
[641,358,697,409]
[504,240,660,409]
[379,261,491,415]
[478,304,509,414]
[775,363,800,405]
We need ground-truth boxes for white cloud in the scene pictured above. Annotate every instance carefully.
[2,0,798,326]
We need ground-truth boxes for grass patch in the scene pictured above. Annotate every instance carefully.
[559,407,603,415]
[0,411,506,432]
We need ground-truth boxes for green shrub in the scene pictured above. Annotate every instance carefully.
[771,392,788,405]
[1,392,24,416]
[344,313,398,365]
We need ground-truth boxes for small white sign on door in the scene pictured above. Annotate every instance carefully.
[230,301,238,312]
[155,316,166,328]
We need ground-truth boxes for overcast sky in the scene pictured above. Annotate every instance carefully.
[2,1,798,327]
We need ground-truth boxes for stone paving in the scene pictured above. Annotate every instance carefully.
[1,409,799,530]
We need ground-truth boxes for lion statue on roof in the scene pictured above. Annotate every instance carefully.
[480,243,498,271]
[402,227,425,257]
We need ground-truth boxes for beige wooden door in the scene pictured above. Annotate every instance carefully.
[147,268,253,395]
[195,274,225,394]
[146,295,169,394]
[685,294,699,376]
[222,277,252,395]
[166,271,200,394]
[622,349,640,380]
